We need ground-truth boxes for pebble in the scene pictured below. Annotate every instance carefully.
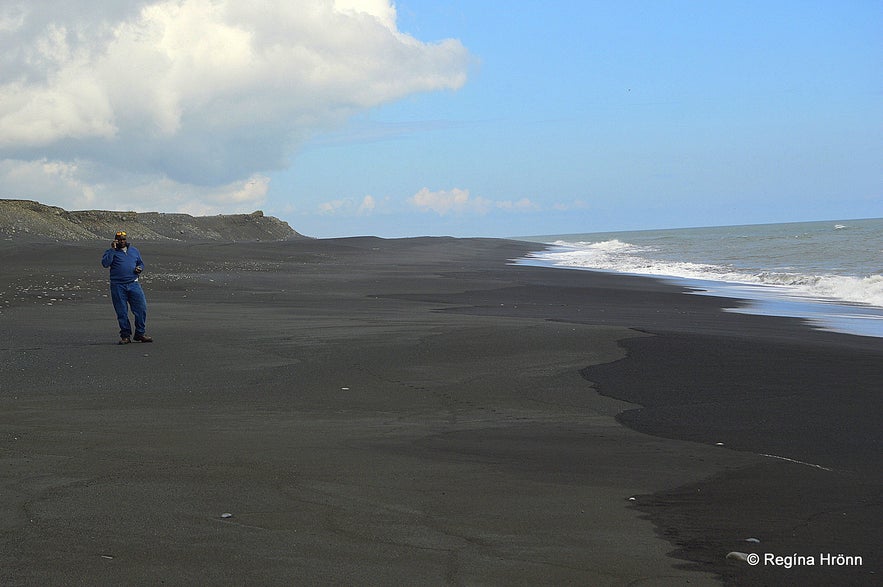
[220,513,233,519]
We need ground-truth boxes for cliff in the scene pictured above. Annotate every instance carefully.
[0,199,307,242]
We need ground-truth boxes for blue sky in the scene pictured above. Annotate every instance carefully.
[282,1,881,237]
[1,1,880,237]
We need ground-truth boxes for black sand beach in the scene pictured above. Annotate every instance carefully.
[1,237,880,586]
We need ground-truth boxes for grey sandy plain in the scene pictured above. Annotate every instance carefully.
[1,237,880,585]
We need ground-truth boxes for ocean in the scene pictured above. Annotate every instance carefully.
[517,218,883,338]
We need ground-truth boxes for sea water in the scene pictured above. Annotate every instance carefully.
[517,218,883,338]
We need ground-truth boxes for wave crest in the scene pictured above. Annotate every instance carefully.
[532,240,883,308]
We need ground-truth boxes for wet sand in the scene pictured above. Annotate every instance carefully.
[0,237,880,585]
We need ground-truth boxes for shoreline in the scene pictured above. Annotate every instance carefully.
[516,253,883,339]
[1,237,880,585]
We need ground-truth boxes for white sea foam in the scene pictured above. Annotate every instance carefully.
[532,240,883,309]
[518,220,883,337]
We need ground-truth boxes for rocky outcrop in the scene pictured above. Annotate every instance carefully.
[0,199,307,242]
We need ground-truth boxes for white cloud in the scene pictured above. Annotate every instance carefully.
[332,0,397,30]
[358,195,376,214]
[409,188,538,215]
[0,158,98,208]
[318,199,348,215]
[495,197,538,211]
[318,194,379,216]
[551,199,589,211]
[409,187,489,215]
[0,157,269,214]
[0,0,468,213]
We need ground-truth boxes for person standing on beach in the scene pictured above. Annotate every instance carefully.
[101,231,153,345]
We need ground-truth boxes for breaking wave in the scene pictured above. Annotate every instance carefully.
[530,239,883,309]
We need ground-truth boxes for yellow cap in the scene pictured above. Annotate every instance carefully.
[115,231,127,239]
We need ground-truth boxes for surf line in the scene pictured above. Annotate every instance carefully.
[759,453,833,472]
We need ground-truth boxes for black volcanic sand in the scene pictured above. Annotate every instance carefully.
[0,237,879,586]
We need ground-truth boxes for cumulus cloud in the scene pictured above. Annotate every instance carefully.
[0,0,468,213]
[358,195,376,214]
[409,187,488,215]
[409,187,538,215]
[318,194,378,216]
[0,158,99,207]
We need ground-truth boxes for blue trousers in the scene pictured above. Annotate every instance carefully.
[110,281,147,338]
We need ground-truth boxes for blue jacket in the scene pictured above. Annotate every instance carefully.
[102,245,144,284]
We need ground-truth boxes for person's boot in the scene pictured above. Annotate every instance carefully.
[134,334,153,343]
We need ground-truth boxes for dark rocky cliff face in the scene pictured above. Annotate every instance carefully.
[0,199,307,242]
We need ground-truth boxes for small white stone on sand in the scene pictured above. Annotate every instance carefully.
[341,387,350,391]
[628,496,636,501]
[220,513,233,519]
[715,442,724,446]
[745,537,761,543]
[726,551,749,562]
